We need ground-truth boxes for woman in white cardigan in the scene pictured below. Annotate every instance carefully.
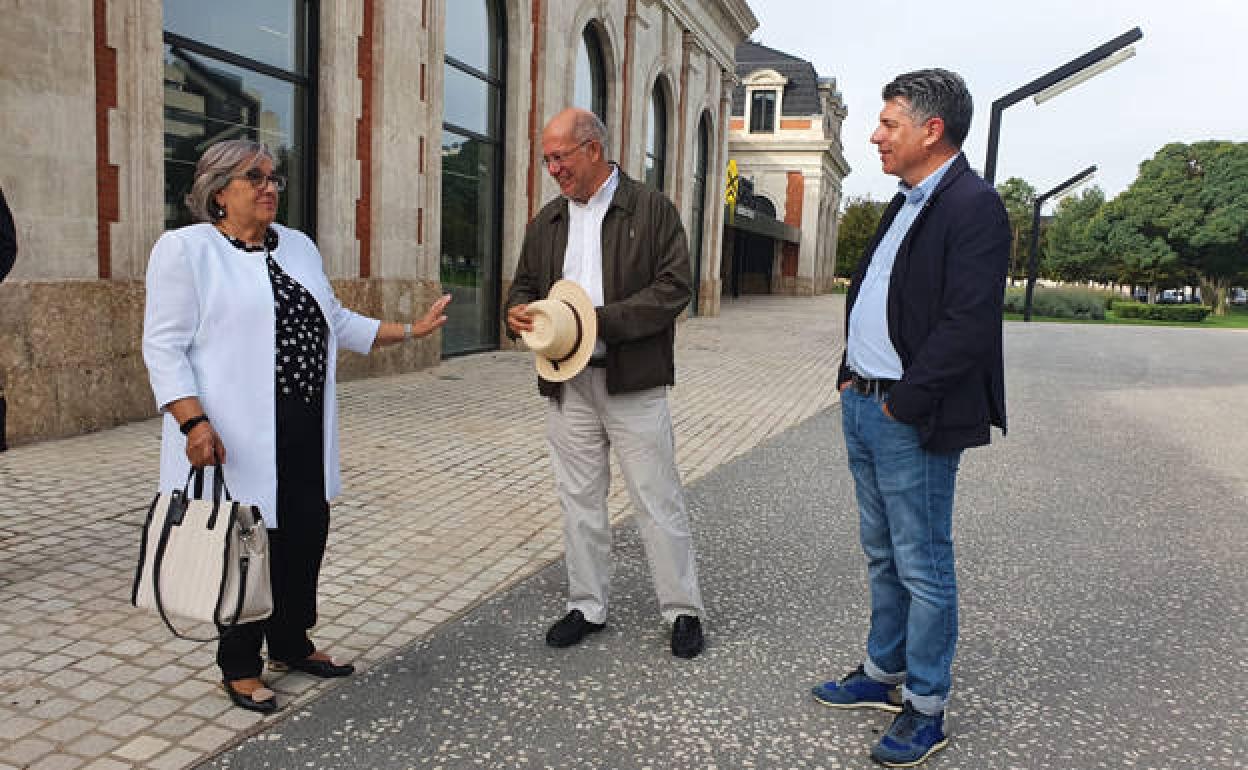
[143,140,450,713]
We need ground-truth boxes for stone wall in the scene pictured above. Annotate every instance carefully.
[1,2,99,282]
[0,278,446,445]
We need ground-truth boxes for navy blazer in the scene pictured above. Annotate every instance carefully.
[839,153,1010,452]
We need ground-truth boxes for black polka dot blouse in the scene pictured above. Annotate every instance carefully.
[266,252,328,406]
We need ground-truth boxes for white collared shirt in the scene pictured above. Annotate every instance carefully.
[562,166,618,357]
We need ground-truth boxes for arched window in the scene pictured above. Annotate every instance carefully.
[442,0,506,354]
[574,24,607,121]
[644,82,667,191]
[162,0,316,232]
[688,115,712,315]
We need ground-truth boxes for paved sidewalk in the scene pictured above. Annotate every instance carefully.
[201,320,1248,770]
[0,294,845,770]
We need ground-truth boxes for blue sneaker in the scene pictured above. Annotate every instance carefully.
[870,701,949,767]
[811,664,901,712]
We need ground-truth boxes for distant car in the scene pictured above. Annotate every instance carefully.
[1231,288,1247,306]
[1132,288,1148,302]
[1158,289,1182,304]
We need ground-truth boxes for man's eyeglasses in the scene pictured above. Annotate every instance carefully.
[236,169,288,192]
[541,139,592,169]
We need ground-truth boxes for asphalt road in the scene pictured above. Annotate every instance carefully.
[203,322,1248,770]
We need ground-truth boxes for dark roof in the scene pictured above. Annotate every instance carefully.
[731,41,821,117]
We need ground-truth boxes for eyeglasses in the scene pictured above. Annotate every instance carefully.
[236,169,288,191]
[541,139,592,169]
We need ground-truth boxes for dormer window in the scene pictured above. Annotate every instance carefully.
[742,68,787,136]
[750,90,776,133]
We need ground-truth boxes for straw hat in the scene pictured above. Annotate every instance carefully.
[521,280,598,382]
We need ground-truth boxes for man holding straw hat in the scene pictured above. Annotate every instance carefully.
[506,107,705,659]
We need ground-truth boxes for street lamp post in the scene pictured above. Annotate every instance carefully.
[1024,165,1097,321]
[984,27,1141,186]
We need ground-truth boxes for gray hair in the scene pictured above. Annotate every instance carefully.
[572,111,610,155]
[185,140,275,222]
[882,69,973,149]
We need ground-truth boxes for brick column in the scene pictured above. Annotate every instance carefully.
[93,0,119,280]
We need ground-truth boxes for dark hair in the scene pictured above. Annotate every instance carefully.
[882,69,973,148]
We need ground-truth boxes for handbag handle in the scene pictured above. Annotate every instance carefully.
[181,453,233,503]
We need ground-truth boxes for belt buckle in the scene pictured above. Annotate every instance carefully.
[854,375,883,397]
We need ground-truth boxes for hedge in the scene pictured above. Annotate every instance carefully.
[1003,287,1106,319]
[1112,302,1211,322]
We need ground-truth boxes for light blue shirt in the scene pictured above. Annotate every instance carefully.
[846,154,959,380]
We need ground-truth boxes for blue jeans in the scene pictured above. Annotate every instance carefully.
[842,387,961,715]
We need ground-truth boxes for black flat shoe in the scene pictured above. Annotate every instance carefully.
[223,680,278,713]
[270,655,355,678]
[545,609,606,648]
[671,614,704,659]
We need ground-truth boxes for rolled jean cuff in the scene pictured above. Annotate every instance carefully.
[902,687,947,716]
[865,658,906,686]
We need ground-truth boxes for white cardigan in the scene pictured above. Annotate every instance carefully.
[143,223,380,528]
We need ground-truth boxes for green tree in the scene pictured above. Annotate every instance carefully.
[1043,186,1106,283]
[1099,141,1248,315]
[836,197,887,277]
[996,177,1036,285]
[1089,200,1181,297]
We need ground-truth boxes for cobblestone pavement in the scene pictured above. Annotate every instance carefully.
[0,294,845,770]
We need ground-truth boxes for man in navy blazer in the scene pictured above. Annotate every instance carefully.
[811,69,1009,767]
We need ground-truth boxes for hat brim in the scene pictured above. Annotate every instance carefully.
[533,280,598,382]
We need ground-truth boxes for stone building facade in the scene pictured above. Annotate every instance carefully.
[0,0,757,445]
[726,41,849,295]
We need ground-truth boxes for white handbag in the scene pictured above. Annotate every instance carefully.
[132,464,273,640]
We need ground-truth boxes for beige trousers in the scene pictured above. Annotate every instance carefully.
[546,367,704,624]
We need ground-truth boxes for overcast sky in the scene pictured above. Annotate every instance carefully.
[745,0,1247,210]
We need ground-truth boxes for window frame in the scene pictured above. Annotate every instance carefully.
[440,0,507,356]
[644,81,668,192]
[749,89,776,133]
[576,24,608,122]
[160,2,318,236]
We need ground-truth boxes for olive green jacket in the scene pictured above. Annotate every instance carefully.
[505,169,692,397]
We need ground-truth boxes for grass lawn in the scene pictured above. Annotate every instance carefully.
[1005,304,1248,329]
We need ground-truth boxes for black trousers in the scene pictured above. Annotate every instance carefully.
[218,396,328,681]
